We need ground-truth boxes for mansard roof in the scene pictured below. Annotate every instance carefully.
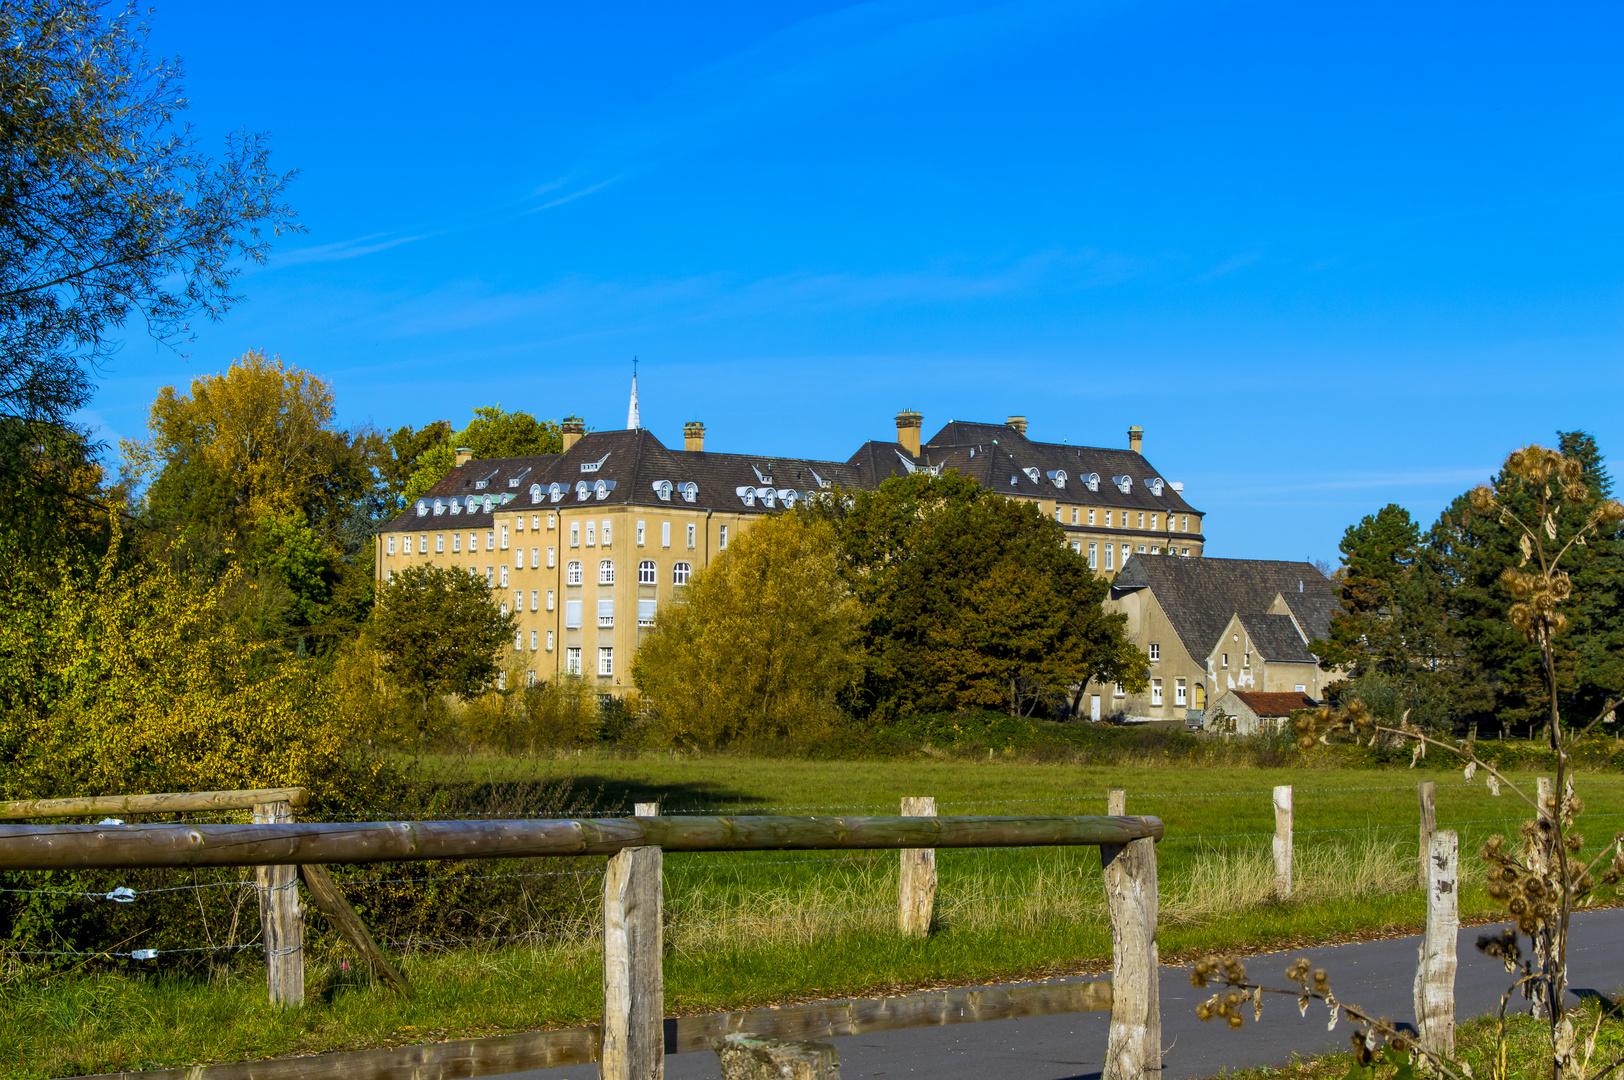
[382,428,861,533]
[1112,555,1336,663]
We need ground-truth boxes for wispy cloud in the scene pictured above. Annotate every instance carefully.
[533,178,621,212]
[272,232,440,268]
[1204,468,1494,499]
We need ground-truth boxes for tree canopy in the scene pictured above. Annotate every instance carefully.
[399,406,562,506]
[632,512,861,747]
[0,0,296,429]
[370,563,515,720]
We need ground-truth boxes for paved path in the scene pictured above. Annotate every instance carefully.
[509,909,1624,1080]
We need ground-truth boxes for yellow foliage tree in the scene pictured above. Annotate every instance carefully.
[632,513,861,747]
[0,520,391,804]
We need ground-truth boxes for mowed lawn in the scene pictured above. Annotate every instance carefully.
[7,754,1622,1079]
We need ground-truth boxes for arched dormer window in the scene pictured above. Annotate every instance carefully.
[465,495,479,513]
[433,499,446,515]
[778,489,798,508]
[1147,478,1164,496]
[530,483,543,504]
[737,486,755,507]
[1046,470,1067,489]
[415,501,427,517]
[653,480,673,502]
[449,499,461,515]
[482,495,493,513]
[1082,473,1101,492]
[680,482,698,503]
[760,487,776,508]
[1023,467,1040,484]
[594,479,610,500]
[575,480,589,501]
[1113,475,1133,494]
[549,482,565,503]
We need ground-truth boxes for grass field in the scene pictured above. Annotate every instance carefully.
[4,753,1623,1078]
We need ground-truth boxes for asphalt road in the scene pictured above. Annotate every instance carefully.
[506,908,1624,1080]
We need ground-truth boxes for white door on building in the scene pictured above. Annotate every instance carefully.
[1090,695,1101,721]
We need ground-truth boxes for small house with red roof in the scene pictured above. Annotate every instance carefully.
[1209,689,1318,736]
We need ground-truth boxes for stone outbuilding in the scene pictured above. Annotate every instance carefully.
[1209,690,1318,735]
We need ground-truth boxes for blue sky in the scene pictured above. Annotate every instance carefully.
[91,0,1624,563]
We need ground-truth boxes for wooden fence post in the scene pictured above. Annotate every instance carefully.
[1417,781,1435,889]
[253,798,304,1007]
[899,797,937,936]
[1103,789,1160,1080]
[1272,785,1292,898]
[602,802,664,1080]
[1414,828,1458,1057]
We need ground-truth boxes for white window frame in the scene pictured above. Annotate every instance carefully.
[436,534,445,553]
[1088,542,1097,569]
[1175,679,1187,706]
[547,545,556,568]
[500,565,509,587]
[486,531,495,551]
[387,536,395,555]
[638,559,657,585]
[1150,678,1163,706]
[530,589,539,611]
[585,521,596,546]
[1149,643,1160,661]
[598,647,613,676]
[1088,509,1096,525]
[501,524,509,550]
[566,560,582,585]
[570,521,580,547]
[566,647,581,675]
[601,519,612,546]
[719,524,728,550]
[636,520,645,546]
[598,598,614,627]
[546,589,555,611]
[546,630,554,652]
[599,559,615,585]
[686,523,696,549]
[673,561,691,585]
[1104,544,1114,570]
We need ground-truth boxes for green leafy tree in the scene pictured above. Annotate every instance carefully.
[632,512,862,747]
[381,420,452,507]
[370,564,515,727]
[1311,504,1421,675]
[401,406,563,505]
[0,0,297,430]
[811,472,1146,720]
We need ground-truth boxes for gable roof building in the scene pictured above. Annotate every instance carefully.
[1077,555,1339,725]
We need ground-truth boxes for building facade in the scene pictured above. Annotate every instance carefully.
[1084,555,1339,724]
[376,408,1207,694]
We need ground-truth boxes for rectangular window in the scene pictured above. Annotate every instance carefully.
[1071,540,1081,554]
[1088,509,1096,525]
[402,535,412,555]
[500,565,509,587]
[485,566,494,586]
[1104,544,1114,570]
[1151,679,1163,706]
[636,520,645,546]
[1151,546,1162,555]
[1243,651,1251,667]
[585,521,596,546]
[598,598,614,627]
[500,602,508,617]
[435,534,444,553]
[1137,513,1144,529]
[1137,544,1146,553]
[601,520,612,546]
[485,531,494,551]
[515,549,523,570]
[546,589,554,611]
[1181,515,1189,532]
[547,546,556,568]
[530,629,538,651]
[638,598,657,626]
[1105,510,1113,527]
[547,513,555,530]
[468,532,477,552]
[530,589,538,611]
[546,630,554,652]
[530,546,538,568]
[1151,514,1159,531]
[1114,682,1126,698]
[565,600,582,629]
[515,590,523,611]
[1222,653,1229,669]
[570,522,580,547]
[1071,507,1079,524]
[686,523,696,549]
[1295,684,1307,693]
[1054,506,1062,522]
[719,524,728,550]
[515,516,524,533]
[1149,643,1160,661]
[387,536,396,555]
[566,647,581,674]
[661,521,671,548]
[1088,542,1098,569]
[1175,679,1187,705]
[501,525,509,550]
[514,629,522,651]
[598,647,613,676]
[1181,547,1190,556]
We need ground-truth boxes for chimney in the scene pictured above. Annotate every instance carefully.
[561,415,585,453]
[1128,425,1143,455]
[1006,415,1028,437]
[683,421,706,452]
[454,446,473,467]
[895,409,922,457]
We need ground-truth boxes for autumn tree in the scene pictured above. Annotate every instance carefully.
[370,564,515,733]
[811,472,1146,720]
[0,1,296,431]
[632,512,862,747]
[400,406,563,505]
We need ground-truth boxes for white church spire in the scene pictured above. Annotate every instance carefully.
[626,357,640,430]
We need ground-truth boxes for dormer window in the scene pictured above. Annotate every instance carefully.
[1046,470,1067,489]
[1023,467,1040,484]
[482,495,493,513]
[549,482,566,503]
[433,499,445,515]
[761,488,776,508]
[575,480,589,501]
[1113,475,1133,494]
[653,480,673,502]
[594,479,613,500]
[415,501,427,517]
[449,499,461,515]
[530,483,543,504]
[779,489,798,508]
[737,486,755,507]
[679,482,698,503]
[508,466,531,489]
[1147,478,1164,496]
[1082,473,1100,492]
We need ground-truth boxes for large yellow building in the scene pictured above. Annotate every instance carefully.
[376,409,1206,694]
